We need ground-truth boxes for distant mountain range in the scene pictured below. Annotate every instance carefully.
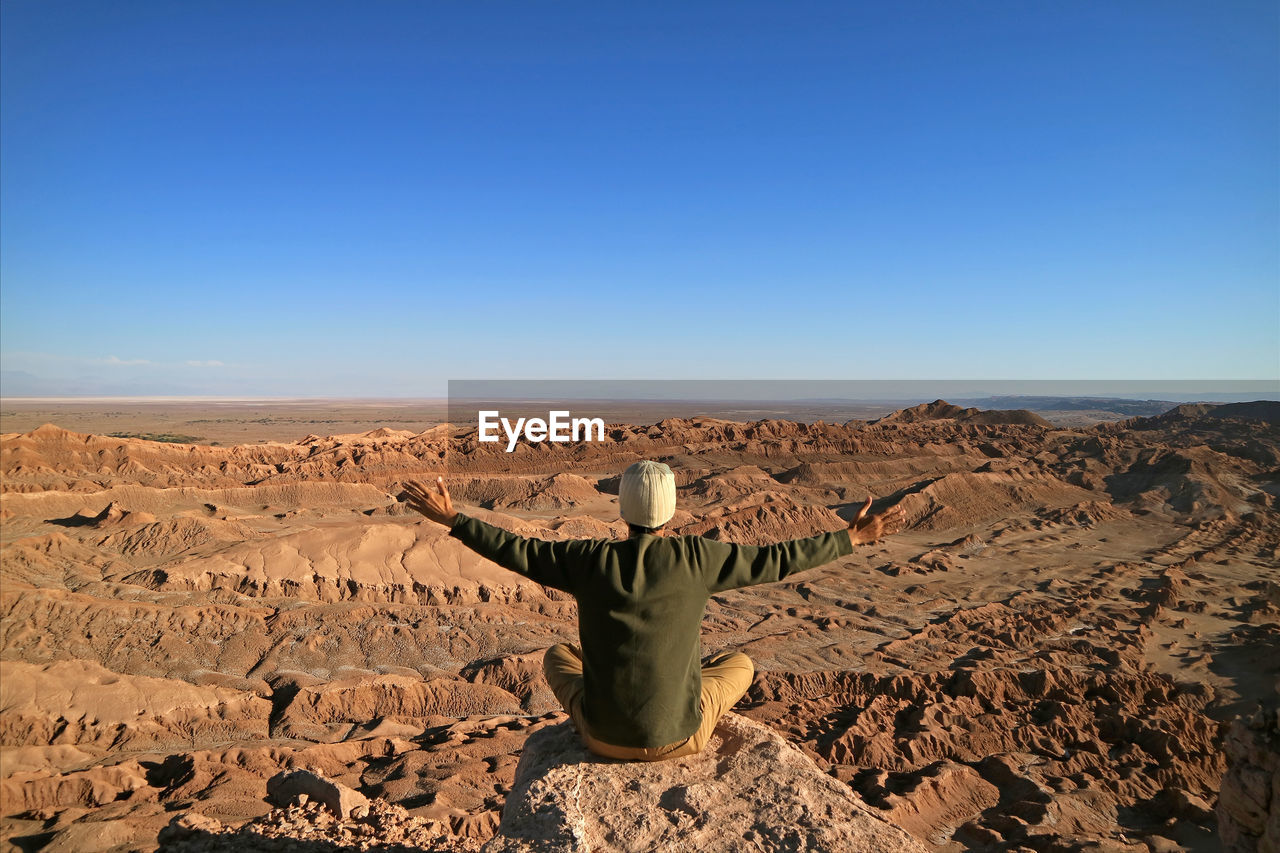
[954,397,1192,417]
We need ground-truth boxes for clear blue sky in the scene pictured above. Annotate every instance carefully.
[2,1,1276,396]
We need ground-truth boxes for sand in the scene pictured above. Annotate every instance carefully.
[1,400,1276,851]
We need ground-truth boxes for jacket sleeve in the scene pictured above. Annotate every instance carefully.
[696,529,853,593]
[447,513,596,594]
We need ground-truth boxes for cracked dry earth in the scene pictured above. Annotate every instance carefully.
[1,401,1277,852]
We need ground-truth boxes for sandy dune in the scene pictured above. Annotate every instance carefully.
[1,401,1276,851]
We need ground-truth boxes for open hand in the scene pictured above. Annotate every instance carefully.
[401,477,457,527]
[847,497,906,546]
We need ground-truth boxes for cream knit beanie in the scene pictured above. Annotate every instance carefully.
[619,460,676,528]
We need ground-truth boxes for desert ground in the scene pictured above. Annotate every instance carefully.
[0,400,454,447]
[0,399,1276,852]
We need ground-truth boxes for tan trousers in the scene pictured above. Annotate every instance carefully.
[542,642,754,761]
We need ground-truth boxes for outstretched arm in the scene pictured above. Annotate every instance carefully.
[703,496,907,593]
[400,477,588,593]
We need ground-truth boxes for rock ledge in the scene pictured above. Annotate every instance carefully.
[482,712,926,853]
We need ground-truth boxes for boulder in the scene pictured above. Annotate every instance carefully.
[265,769,369,820]
[1219,707,1280,852]
[481,713,926,853]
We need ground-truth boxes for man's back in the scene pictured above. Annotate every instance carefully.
[449,515,852,748]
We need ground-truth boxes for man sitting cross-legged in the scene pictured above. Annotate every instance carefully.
[402,460,905,761]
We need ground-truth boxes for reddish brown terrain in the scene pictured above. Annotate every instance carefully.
[1,400,1277,851]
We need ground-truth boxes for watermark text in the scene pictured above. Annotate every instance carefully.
[477,410,606,452]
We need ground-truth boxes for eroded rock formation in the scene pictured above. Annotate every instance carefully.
[1,402,1276,851]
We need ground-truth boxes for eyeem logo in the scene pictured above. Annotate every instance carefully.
[478,410,607,452]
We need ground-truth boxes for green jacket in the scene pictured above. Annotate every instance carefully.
[449,513,853,748]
